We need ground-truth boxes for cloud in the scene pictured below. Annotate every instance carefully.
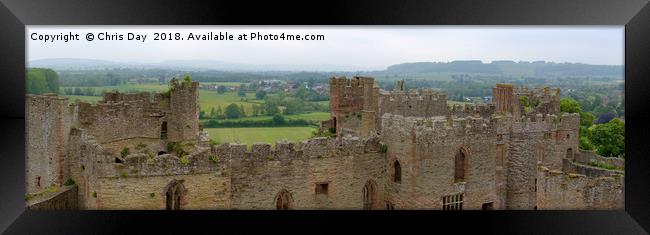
[27,26,624,68]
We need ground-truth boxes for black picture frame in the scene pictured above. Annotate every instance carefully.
[1,0,649,233]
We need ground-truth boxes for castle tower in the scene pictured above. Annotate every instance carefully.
[26,94,72,194]
[167,79,200,143]
[493,84,514,115]
[394,79,405,91]
[360,77,378,136]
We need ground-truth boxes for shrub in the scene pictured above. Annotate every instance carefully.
[92,191,97,198]
[149,193,155,198]
[179,156,190,166]
[120,147,130,158]
[209,154,220,163]
[63,178,75,186]
[136,142,147,150]
[379,143,388,153]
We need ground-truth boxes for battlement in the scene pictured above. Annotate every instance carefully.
[381,113,495,138]
[329,76,375,87]
[510,113,580,133]
[448,103,496,118]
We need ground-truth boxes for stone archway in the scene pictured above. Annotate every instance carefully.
[393,160,402,183]
[160,121,168,140]
[165,180,185,210]
[275,189,294,210]
[363,180,379,210]
[454,147,469,182]
[566,148,574,160]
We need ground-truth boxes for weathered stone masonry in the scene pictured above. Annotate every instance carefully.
[26,76,624,210]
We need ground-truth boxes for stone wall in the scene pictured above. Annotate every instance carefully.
[381,114,498,209]
[26,185,78,210]
[504,113,580,209]
[562,158,624,177]
[26,94,73,194]
[536,166,624,210]
[228,137,387,209]
[168,80,200,143]
[574,150,625,170]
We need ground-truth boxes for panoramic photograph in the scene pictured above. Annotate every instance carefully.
[24,26,625,210]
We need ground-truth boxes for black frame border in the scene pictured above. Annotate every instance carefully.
[1,0,649,233]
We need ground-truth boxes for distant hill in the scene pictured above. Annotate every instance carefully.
[29,58,623,79]
[28,58,379,72]
[383,60,623,79]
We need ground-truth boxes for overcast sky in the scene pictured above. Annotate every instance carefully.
[27,26,624,70]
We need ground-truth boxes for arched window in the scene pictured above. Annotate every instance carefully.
[454,148,468,182]
[393,160,402,183]
[566,148,573,159]
[160,121,168,140]
[275,189,294,210]
[165,180,185,210]
[363,180,378,210]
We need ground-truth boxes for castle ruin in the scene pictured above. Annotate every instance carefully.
[25,77,624,210]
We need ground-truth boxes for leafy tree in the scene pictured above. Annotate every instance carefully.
[272,114,286,125]
[264,102,280,115]
[217,85,227,94]
[589,118,625,157]
[224,103,242,119]
[256,90,267,100]
[560,97,581,114]
[596,112,616,124]
[238,89,246,97]
[74,87,82,95]
[283,98,303,115]
[580,111,596,127]
[26,68,60,94]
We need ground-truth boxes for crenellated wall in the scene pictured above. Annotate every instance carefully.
[536,166,624,209]
[27,78,622,210]
[227,137,387,209]
[503,113,580,209]
[381,114,499,209]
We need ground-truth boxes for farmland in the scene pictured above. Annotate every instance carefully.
[204,127,317,146]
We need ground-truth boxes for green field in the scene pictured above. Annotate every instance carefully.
[64,95,102,103]
[205,127,317,146]
[216,112,330,122]
[199,90,262,113]
[201,82,245,87]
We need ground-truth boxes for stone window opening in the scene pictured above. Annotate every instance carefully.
[160,121,168,140]
[566,148,573,159]
[165,180,185,210]
[36,176,41,188]
[363,180,378,210]
[114,157,123,163]
[385,201,395,210]
[482,202,494,210]
[315,183,329,195]
[275,189,294,210]
[393,160,402,183]
[442,194,463,210]
[158,151,167,156]
[454,148,468,182]
[566,134,570,140]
